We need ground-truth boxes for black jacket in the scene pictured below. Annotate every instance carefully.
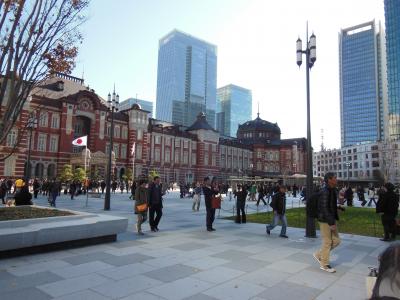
[203,186,217,209]
[14,190,32,206]
[378,190,399,217]
[148,183,163,206]
[270,192,286,215]
[317,186,339,226]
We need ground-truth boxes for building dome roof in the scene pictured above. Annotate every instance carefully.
[186,112,216,132]
[239,115,281,134]
[131,103,142,110]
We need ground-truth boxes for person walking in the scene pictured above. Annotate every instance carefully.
[69,181,76,200]
[367,187,377,207]
[345,186,354,207]
[33,178,40,199]
[313,172,341,273]
[266,185,288,238]
[376,182,399,242]
[357,186,367,206]
[234,184,247,224]
[134,179,148,235]
[49,179,60,207]
[256,184,267,206]
[148,176,164,232]
[100,180,106,194]
[0,180,7,204]
[203,177,218,232]
[192,182,202,211]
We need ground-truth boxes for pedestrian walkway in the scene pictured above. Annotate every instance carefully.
[0,191,387,300]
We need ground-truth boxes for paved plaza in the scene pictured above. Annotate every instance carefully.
[0,191,387,300]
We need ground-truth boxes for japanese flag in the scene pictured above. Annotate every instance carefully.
[72,136,87,146]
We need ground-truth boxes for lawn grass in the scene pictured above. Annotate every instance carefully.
[225,207,391,238]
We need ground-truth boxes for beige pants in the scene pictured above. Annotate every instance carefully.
[316,222,341,266]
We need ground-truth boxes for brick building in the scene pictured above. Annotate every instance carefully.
[0,74,307,183]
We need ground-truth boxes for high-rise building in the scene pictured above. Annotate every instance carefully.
[156,29,217,127]
[119,98,153,116]
[339,20,387,147]
[385,0,400,140]
[216,84,252,137]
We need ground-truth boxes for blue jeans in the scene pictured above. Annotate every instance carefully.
[267,213,287,235]
[51,192,58,207]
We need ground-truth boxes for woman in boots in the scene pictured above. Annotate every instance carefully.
[134,179,149,235]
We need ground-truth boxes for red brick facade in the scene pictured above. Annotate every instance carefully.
[0,74,307,183]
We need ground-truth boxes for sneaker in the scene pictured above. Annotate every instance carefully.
[313,252,321,264]
[211,228,216,231]
[320,265,336,273]
[279,234,288,238]
[266,227,270,235]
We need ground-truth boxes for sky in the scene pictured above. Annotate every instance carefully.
[74,0,385,150]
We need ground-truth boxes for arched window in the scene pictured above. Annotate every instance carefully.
[35,163,44,178]
[47,164,56,178]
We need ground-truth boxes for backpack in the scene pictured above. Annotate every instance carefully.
[307,190,322,218]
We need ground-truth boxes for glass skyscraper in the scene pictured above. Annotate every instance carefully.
[156,30,217,127]
[339,20,387,147]
[385,0,400,140]
[119,98,153,116]
[216,85,252,137]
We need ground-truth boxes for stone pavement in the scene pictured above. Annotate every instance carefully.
[0,191,388,300]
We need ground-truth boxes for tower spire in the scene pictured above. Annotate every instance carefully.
[257,102,260,118]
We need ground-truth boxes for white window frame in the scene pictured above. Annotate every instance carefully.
[49,135,59,152]
[38,134,47,151]
[51,114,60,129]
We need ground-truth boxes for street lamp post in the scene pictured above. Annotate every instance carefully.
[25,114,36,184]
[296,23,317,238]
[104,88,119,210]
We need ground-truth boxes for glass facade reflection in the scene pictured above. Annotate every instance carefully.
[216,85,252,137]
[156,30,217,127]
[385,0,400,140]
[119,98,153,116]
[339,21,386,147]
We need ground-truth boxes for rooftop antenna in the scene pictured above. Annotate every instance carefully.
[321,128,325,151]
[257,102,260,118]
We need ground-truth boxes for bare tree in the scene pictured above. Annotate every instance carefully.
[0,0,89,149]
[379,140,400,184]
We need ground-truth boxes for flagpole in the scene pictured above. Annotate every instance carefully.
[132,142,135,182]
[85,144,89,207]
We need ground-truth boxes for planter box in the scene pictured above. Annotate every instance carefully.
[0,206,128,258]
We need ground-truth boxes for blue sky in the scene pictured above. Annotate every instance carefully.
[74,0,384,149]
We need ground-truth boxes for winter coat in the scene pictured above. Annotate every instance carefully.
[134,186,148,214]
[377,190,399,217]
[14,189,32,206]
[270,192,286,215]
[317,186,339,226]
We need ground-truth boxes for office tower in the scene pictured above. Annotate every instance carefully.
[156,30,217,127]
[339,20,387,147]
[119,98,153,116]
[216,84,252,137]
[385,0,400,140]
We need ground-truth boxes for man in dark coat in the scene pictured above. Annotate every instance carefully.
[203,177,217,231]
[313,172,341,273]
[234,184,247,223]
[148,176,164,232]
[266,185,288,238]
[377,182,399,241]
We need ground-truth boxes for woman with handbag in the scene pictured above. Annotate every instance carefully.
[134,179,149,235]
